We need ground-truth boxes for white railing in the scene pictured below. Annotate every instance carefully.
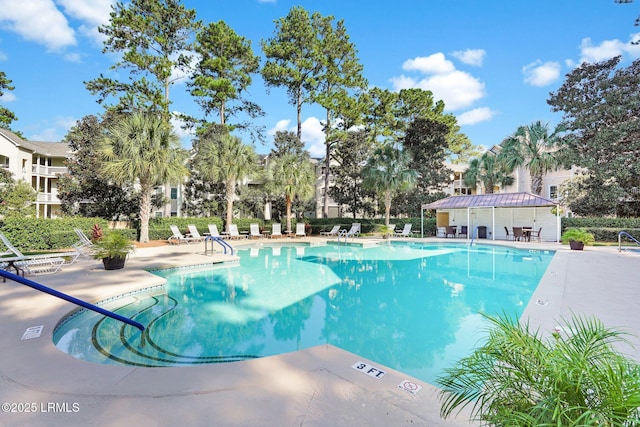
[31,165,67,177]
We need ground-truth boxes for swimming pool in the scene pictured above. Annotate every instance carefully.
[53,242,555,384]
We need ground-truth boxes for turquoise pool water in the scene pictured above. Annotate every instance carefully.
[53,242,555,384]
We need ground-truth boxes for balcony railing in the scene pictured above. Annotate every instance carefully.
[31,165,67,177]
[36,192,60,203]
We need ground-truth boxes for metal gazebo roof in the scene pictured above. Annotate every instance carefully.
[421,192,558,210]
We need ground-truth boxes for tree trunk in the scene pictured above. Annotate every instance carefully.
[531,174,543,195]
[286,195,292,233]
[384,190,392,227]
[322,108,331,218]
[225,179,236,232]
[296,88,302,140]
[139,183,153,243]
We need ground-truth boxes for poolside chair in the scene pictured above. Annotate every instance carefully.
[249,223,264,239]
[73,228,96,257]
[228,224,247,240]
[270,223,283,239]
[187,225,206,243]
[512,227,525,242]
[394,223,413,237]
[295,223,306,237]
[320,225,341,237]
[459,226,468,238]
[445,226,457,238]
[339,223,361,239]
[504,226,513,241]
[169,225,200,244]
[0,232,73,275]
[533,227,542,242]
[207,224,224,239]
[436,227,446,238]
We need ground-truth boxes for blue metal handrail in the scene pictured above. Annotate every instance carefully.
[618,231,640,252]
[469,226,480,247]
[0,269,146,346]
[204,236,234,255]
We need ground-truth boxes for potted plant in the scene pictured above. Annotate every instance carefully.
[93,232,135,270]
[561,228,595,250]
[378,224,395,239]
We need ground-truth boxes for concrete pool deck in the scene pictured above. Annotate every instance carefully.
[1,237,639,426]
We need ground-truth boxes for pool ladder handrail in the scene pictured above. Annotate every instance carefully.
[469,226,480,247]
[618,231,640,252]
[0,269,147,346]
[204,236,234,255]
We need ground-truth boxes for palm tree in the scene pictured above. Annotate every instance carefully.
[195,131,258,231]
[463,152,513,194]
[438,313,640,426]
[100,112,188,243]
[498,121,562,195]
[267,153,315,232]
[362,145,417,226]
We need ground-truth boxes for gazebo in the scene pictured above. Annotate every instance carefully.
[420,192,561,242]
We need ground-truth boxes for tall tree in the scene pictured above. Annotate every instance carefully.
[194,130,258,231]
[548,56,640,214]
[269,130,306,158]
[362,144,417,226]
[190,20,263,134]
[0,71,18,131]
[329,130,375,218]
[396,118,452,216]
[0,180,36,218]
[267,153,315,232]
[311,12,367,218]
[86,0,198,121]
[57,114,138,220]
[498,120,563,195]
[463,152,514,194]
[261,6,317,140]
[99,112,188,243]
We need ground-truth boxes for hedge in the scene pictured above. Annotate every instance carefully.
[561,217,640,243]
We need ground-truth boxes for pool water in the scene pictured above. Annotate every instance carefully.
[54,242,554,384]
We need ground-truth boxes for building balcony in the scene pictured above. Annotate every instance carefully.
[31,165,67,177]
[36,192,61,204]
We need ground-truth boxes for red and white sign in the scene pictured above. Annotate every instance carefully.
[398,379,422,395]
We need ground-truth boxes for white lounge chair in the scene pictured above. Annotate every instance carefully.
[0,232,74,275]
[187,225,205,243]
[295,223,306,237]
[228,224,247,240]
[436,227,446,238]
[73,228,96,257]
[394,223,413,237]
[320,225,341,237]
[270,223,283,239]
[249,223,264,239]
[339,223,361,238]
[207,224,223,239]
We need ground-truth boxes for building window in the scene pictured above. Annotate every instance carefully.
[549,185,558,200]
[170,187,178,200]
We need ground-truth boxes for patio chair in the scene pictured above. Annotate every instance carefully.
[512,227,525,242]
[169,225,200,244]
[228,224,247,240]
[0,232,73,275]
[339,223,361,238]
[504,226,513,241]
[73,228,96,257]
[459,226,468,238]
[270,223,283,239]
[320,225,341,237]
[436,227,446,238]
[249,223,264,239]
[295,223,306,237]
[207,224,224,239]
[394,223,413,237]
[445,226,457,238]
[187,225,205,243]
[533,227,542,242]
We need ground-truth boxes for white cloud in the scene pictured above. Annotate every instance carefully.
[267,117,325,157]
[0,92,16,102]
[58,0,113,27]
[522,60,561,87]
[392,52,486,111]
[451,49,486,66]
[402,53,455,74]
[170,112,195,141]
[0,0,76,50]
[457,107,495,125]
[577,33,640,64]
[0,51,7,61]
[30,127,61,142]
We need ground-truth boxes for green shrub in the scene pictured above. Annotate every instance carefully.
[560,228,595,245]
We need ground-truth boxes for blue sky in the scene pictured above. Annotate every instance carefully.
[0,0,639,157]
